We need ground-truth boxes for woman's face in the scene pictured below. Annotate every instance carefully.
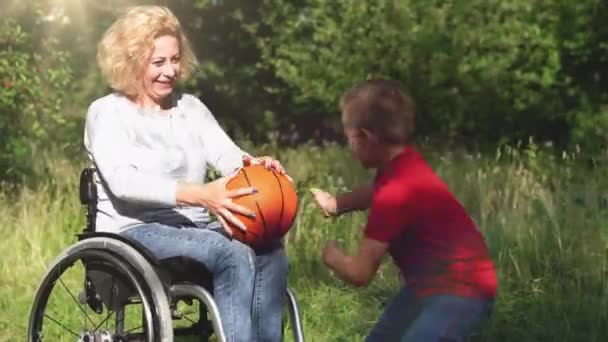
[140,34,181,105]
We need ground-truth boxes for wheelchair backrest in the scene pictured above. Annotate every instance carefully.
[79,167,97,205]
[79,167,98,234]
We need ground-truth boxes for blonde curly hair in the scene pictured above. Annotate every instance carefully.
[97,6,198,97]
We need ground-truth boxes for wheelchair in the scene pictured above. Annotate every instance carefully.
[28,167,305,342]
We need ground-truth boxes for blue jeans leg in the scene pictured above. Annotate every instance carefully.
[204,222,289,342]
[120,222,256,342]
[252,243,289,342]
[365,287,418,342]
[366,287,493,342]
[401,294,493,342]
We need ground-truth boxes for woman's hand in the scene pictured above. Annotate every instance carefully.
[243,155,293,182]
[177,175,257,236]
[310,187,338,217]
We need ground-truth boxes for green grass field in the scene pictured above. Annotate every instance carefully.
[1,142,607,341]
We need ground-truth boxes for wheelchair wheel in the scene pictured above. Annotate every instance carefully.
[28,237,173,342]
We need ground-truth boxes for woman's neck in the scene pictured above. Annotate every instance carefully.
[133,93,173,111]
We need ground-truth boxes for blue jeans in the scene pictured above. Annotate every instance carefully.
[365,287,494,342]
[120,221,288,342]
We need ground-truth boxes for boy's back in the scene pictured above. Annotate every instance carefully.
[366,145,497,299]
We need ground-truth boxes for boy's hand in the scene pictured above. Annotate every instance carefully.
[310,188,338,217]
[322,240,344,266]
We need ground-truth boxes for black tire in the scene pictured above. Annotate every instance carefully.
[28,237,173,342]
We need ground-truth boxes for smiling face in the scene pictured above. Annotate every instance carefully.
[139,34,181,107]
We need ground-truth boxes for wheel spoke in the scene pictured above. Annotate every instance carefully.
[180,313,198,325]
[58,273,96,327]
[43,314,80,337]
[123,325,143,334]
[93,310,115,332]
[180,309,199,316]
[31,245,167,342]
[105,275,117,330]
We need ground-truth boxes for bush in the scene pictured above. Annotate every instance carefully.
[258,0,608,148]
[0,19,73,183]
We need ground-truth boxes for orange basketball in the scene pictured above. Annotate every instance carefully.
[226,164,298,248]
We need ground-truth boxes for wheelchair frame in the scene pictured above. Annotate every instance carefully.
[27,167,305,342]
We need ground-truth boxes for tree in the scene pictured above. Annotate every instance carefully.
[0,9,73,182]
[168,0,296,141]
[557,0,608,151]
[258,0,607,149]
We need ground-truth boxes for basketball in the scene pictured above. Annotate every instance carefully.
[225,164,298,248]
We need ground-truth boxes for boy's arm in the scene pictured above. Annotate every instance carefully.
[336,183,374,215]
[311,183,373,217]
[322,236,388,287]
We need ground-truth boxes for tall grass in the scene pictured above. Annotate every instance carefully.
[1,143,607,341]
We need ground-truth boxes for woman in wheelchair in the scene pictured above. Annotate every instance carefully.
[35,5,291,342]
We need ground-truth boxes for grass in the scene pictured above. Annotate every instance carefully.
[1,142,607,341]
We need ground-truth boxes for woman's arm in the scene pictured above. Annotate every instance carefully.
[176,178,256,234]
[86,97,256,234]
[197,100,249,176]
[85,100,178,206]
[195,98,290,178]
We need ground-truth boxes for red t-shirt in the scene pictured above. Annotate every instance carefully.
[365,146,498,299]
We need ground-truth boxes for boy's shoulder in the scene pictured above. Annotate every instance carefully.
[375,147,428,185]
[372,148,444,206]
[371,173,415,211]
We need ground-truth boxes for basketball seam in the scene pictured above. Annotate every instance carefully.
[241,167,267,241]
[271,171,285,235]
[282,179,298,229]
[231,169,260,238]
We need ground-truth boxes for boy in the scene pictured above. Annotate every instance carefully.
[311,79,497,341]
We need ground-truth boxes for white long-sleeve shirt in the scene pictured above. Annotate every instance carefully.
[84,93,247,233]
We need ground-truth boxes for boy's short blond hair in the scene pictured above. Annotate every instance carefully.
[340,79,415,144]
[97,6,198,97]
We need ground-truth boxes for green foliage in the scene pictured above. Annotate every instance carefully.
[170,0,294,141]
[3,0,608,184]
[3,1,608,339]
[259,0,608,148]
[0,19,73,182]
[2,145,608,341]
[557,1,608,150]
